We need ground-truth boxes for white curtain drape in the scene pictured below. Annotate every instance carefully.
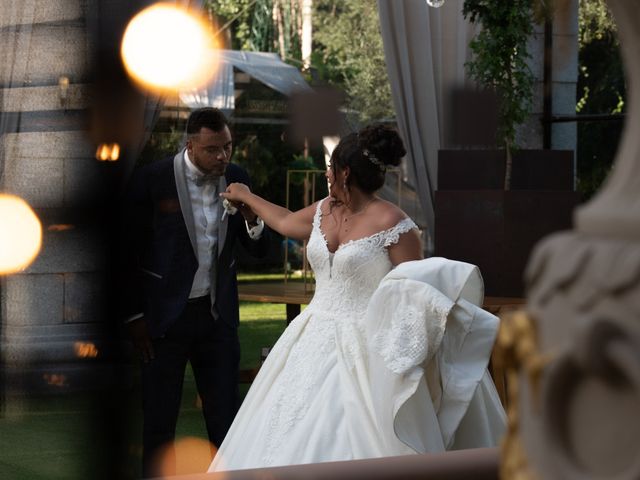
[377,0,475,248]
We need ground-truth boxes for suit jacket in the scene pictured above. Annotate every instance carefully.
[123,150,270,338]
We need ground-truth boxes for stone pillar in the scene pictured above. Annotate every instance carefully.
[510,0,640,478]
[0,0,112,398]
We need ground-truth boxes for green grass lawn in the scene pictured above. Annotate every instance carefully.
[0,397,95,480]
[0,299,291,479]
[238,301,287,370]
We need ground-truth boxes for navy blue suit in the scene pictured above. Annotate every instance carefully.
[123,150,269,477]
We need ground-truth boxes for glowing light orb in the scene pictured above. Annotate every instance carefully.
[0,194,42,274]
[121,3,219,93]
[153,436,217,476]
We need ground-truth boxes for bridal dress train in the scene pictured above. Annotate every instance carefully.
[209,198,506,472]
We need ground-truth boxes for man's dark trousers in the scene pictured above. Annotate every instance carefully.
[141,296,239,477]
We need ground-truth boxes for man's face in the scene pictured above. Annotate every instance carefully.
[187,126,232,176]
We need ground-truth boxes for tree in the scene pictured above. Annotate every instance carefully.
[462,0,540,190]
[205,0,305,62]
[205,0,255,49]
[301,0,313,69]
[205,0,394,122]
[313,0,394,123]
[576,0,625,199]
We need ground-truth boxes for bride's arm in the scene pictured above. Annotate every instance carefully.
[388,228,423,266]
[221,182,316,241]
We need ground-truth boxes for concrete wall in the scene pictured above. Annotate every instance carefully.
[517,0,579,153]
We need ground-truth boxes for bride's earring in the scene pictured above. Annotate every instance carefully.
[343,179,350,207]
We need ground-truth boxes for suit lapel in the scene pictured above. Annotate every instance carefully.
[173,149,198,255]
[210,175,227,314]
[217,175,228,258]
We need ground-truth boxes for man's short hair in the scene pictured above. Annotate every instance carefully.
[186,107,229,135]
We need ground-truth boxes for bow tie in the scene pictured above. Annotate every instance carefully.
[192,174,219,187]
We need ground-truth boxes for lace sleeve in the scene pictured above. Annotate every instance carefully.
[369,280,453,375]
[382,217,418,247]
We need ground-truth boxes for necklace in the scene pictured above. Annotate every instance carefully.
[342,197,375,232]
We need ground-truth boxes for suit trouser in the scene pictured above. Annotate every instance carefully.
[141,296,240,478]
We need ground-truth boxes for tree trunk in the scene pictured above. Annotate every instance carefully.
[504,139,513,191]
[301,0,313,70]
[273,0,286,59]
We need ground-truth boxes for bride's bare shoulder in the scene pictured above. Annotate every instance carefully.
[370,199,411,229]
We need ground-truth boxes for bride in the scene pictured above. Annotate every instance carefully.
[209,125,505,472]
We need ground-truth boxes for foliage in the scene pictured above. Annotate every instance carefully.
[231,134,275,191]
[576,0,625,199]
[137,127,184,166]
[205,0,263,50]
[229,122,326,211]
[205,0,394,122]
[462,0,537,151]
[313,0,394,122]
[205,0,303,61]
[578,0,617,45]
[288,153,316,185]
[248,0,277,52]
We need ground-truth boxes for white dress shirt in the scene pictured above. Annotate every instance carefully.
[184,150,219,298]
[184,150,264,299]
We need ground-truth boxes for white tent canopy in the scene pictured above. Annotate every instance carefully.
[180,50,312,111]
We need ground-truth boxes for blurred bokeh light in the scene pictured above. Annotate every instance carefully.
[153,436,217,477]
[0,194,42,274]
[120,3,219,94]
[43,373,68,387]
[74,341,99,358]
[95,142,121,161]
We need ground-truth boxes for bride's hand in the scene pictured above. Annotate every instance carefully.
[220,182,250,205]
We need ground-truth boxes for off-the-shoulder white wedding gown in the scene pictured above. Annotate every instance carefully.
[209,198,505,472]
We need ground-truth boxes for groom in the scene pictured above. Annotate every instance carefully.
[122,107,270,477]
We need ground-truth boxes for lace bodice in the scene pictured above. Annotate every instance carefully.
[305,198,418,321]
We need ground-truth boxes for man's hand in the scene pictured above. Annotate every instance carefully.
[127,318,155,363]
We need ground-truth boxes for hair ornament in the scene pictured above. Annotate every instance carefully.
[362,148,386,171]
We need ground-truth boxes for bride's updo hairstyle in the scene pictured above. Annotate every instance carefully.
[330,124,406,194]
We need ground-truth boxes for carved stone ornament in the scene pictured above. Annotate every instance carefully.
[514,0,640,478]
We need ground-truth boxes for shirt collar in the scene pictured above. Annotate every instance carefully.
[184,148,204,180]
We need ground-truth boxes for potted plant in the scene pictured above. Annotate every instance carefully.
[434,0,580,296]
